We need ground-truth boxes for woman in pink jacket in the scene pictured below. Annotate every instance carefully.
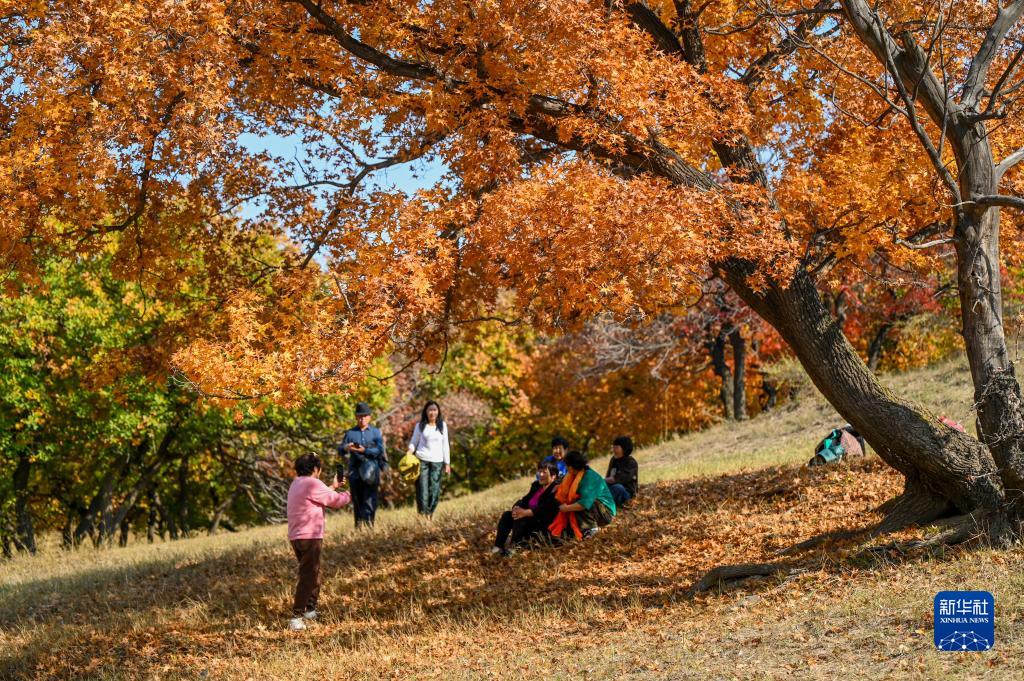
[286,452,351,631]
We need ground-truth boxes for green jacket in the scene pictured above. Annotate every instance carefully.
[576,467,617,516]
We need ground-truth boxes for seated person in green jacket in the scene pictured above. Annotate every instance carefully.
[559,450,616,538]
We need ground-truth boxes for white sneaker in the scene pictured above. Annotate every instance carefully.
[490,546,502,554]
[303,610,318,621]
[288,617,307,631]
[583,527,600,539]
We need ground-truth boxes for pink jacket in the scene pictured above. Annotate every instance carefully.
[287,475,351,540]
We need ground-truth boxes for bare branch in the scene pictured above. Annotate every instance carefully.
[985,42,1024,114]
[961,0,1024,110]
[996,146,1024,181]
[973,194,1024,210]
[896,236,956,250]
[741,0,835,89]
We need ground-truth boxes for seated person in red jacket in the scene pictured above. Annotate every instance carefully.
[492,460,561,556]
[605,435,638,506]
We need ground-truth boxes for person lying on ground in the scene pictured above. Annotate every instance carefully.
[493,459,561,556]
[549,450,616,541]
[286,452,351,631]
[541,435,570,478]
[605,435,638,507]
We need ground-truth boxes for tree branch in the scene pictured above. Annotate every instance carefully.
[961,0,1024,110]
[290,0,446,84]
[844,1,962,199]
[896,236,956,250]
[621,2,685,57]
[973,194,1024,210]
[996,146,1024,182]
[672,0,709,71]
[741,0,835,89]
[840,0,956,122]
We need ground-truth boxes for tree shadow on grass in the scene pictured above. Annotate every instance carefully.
[1,457,908,679]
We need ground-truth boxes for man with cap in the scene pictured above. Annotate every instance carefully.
[338,402,388,528]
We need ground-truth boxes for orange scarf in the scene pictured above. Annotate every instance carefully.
[547,469,583,540]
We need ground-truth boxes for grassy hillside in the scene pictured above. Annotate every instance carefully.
[3,360,1022,680]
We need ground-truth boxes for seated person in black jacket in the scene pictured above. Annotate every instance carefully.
[492,460,561,555]
[606,435,638,507]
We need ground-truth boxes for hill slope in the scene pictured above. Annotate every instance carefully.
[2,361,1022,680]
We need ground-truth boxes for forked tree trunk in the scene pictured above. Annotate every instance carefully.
[208,487,241,535]
[73,463,122,545]
[829,0,1024,542]
[100,426,178,544]
[151,491,178,540]
[724,265,1005,527]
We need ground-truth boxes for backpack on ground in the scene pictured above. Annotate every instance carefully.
[808,425,865,467]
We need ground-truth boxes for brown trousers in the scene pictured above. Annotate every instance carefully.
[290,538,323,617]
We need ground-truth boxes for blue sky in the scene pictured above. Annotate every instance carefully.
[237,130,448,221]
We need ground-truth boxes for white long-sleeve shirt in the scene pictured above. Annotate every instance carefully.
[407,422,450,464]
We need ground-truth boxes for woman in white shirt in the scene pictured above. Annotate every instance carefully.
[406,401,451,519]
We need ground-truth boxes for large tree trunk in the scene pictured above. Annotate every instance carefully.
[953,127,1024,513]
[831,0,1024,542]
[724,266,1005,525]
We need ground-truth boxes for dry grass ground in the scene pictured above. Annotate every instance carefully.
[2,360,1020,680]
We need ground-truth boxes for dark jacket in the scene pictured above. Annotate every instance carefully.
[338,425,387,481]
[606,454,638,497]
[513,480,560,529]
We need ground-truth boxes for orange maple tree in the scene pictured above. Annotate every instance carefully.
[3,0,1024,540]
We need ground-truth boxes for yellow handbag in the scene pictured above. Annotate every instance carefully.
[398,452,420,482]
